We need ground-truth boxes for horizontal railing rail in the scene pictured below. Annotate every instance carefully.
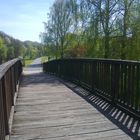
[43,58,140,118]
[0,58,22,140]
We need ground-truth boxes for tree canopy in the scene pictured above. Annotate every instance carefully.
[41,0,140,60]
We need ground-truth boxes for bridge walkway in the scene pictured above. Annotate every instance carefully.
[10,60,140,140]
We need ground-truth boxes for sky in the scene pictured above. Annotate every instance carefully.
[0,0,55,42]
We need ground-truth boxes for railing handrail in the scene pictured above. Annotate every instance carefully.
[0,58,21,80]
[48,58,140,65]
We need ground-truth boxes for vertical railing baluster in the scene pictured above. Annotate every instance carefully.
[2,77,9,135]
[0,81,6,140]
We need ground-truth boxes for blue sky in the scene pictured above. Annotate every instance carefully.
[0,0,55,42]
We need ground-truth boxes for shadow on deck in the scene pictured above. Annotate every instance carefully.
[62,80,140,140]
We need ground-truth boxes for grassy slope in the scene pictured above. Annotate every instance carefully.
[23,59,33,67]
[41,56,48,63]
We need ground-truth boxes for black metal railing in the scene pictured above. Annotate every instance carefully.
[43,58,140,118]
[0,58,22,140]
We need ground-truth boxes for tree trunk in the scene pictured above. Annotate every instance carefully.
[61,38,64,59]
[104,33,110,58]
[121,17,127,59]
[104,0,110,58]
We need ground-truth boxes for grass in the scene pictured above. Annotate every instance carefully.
[23,59,33,67]
[23,56,48,67]
[41,56,48,63]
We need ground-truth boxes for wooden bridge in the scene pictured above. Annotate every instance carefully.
[0,58,140,140]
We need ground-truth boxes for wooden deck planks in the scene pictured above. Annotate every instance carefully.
[10,69,138,140]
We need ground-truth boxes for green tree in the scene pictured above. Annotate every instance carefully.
[7,46,15,60]
[0,37,7,64]
[42,0,140,61]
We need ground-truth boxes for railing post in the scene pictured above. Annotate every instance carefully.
[111,63,120,104]
[2,77,9,135]
[0,81,6,140]
[91,61,96,92]
[78,60,81,85]
[10,67,15,105]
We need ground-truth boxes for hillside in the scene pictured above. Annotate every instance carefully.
[0,31,44,63]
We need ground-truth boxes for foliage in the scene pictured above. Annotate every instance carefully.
[41,56,48,63]
[41,0,140,61]
[23,59,33,67]
[65,45,86,57]
[0,37,7,63]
